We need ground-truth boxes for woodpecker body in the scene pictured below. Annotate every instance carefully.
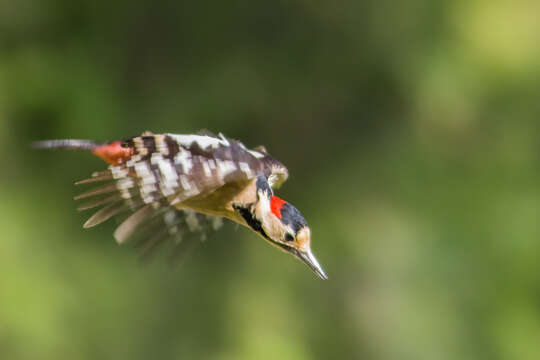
[35,131,327,279]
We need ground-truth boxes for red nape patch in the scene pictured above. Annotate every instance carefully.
[270,196,287,219]
[92,141,134,165]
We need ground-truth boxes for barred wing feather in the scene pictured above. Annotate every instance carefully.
[74,132,283,251]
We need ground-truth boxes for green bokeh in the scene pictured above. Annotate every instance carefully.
[1,1,539,359]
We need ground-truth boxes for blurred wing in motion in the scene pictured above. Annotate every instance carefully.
[76,176,225,259]
[121,204,223,262]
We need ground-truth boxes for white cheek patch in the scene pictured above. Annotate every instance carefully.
[255,194,287,243]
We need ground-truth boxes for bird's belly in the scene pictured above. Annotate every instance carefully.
[172,179,256,225]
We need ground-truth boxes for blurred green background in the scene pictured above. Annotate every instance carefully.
[1,0,539,359]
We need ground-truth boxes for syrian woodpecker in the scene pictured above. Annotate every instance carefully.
[35,131,327,279]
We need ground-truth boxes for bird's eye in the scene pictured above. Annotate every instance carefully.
[284,233,294,242]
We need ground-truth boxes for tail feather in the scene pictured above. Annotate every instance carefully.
[32,139,100,151]
[34,139,134,165]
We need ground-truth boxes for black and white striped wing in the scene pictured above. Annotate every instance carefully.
[75,132,287,247]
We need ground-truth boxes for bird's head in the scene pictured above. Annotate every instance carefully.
[234,175,327,280]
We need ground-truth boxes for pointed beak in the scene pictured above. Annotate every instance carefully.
[296,248,328,280]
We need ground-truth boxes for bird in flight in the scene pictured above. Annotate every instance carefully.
[35,131,327,279]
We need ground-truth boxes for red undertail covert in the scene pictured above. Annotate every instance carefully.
[92,141,134,165]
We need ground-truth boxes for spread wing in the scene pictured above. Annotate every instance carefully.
[118,205,224,262]
[75,132,288,249]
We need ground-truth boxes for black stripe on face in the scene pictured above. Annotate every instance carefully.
[233,204,270,240]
